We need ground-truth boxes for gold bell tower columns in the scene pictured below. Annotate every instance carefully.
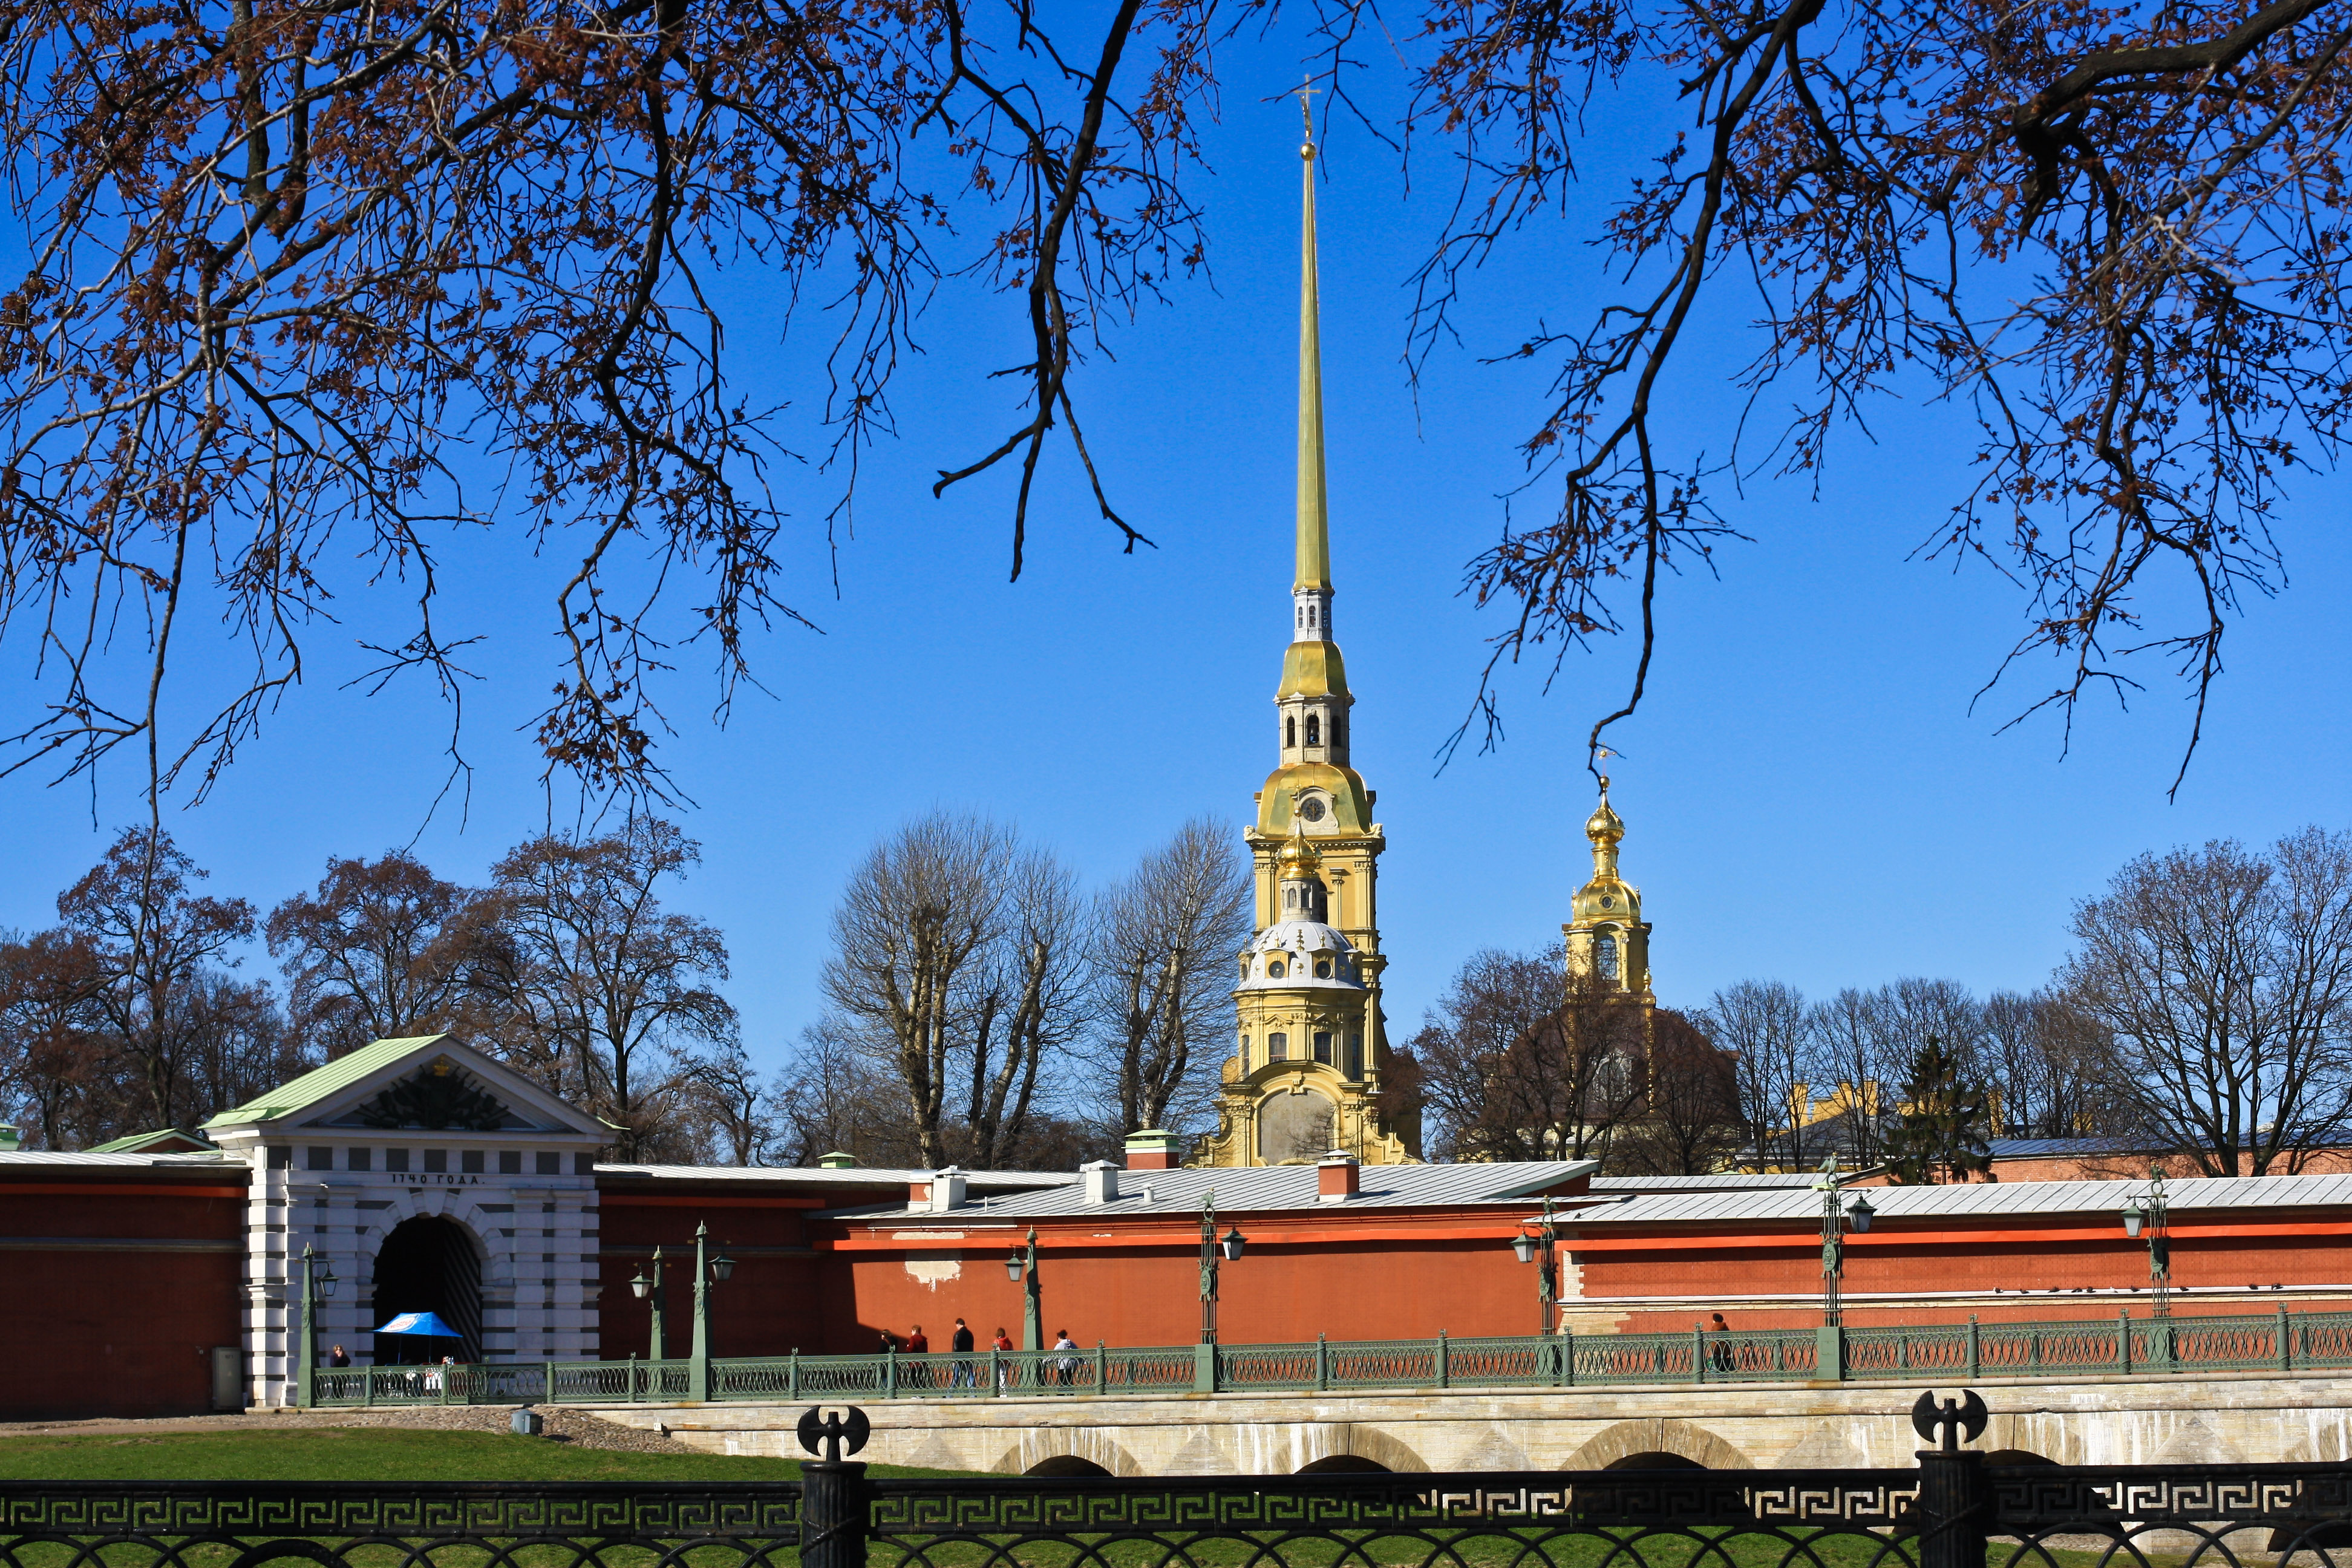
[1193,110,1417,1168]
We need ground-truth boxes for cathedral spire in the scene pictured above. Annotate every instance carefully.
[1296,92,1331,596]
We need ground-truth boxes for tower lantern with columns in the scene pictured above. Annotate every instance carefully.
[1192,105,1417,1168]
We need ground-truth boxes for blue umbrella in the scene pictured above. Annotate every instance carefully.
[376,1311,464,1339]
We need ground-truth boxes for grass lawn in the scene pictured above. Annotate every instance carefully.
[0,1426,825,1482]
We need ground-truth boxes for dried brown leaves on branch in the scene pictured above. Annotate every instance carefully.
[1414,0,2352,783]
[0,0,2338,806]
[0,0,1218,806]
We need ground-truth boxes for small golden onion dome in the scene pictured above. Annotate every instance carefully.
[1586,775,1624,845]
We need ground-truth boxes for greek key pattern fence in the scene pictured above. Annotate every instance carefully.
[10,1456,2352,1568]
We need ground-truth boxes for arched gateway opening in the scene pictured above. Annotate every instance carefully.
[372,1216,485,1362]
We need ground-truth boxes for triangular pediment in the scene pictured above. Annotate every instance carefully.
[203,1034,605,1140]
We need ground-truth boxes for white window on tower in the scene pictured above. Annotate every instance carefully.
[1269,1031,1289,1060]
[1305,714,1320,745]
[1597,935,1621,981]
[1308,604,1319,629]
[1286,716,1297,748]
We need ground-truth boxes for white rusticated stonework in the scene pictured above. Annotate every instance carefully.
[204,1037,608,1406]
[584,1372,2352,1474]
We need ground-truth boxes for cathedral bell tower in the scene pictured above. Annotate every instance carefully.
[1193,106,1417,1168]
[1563,776,1654,1001]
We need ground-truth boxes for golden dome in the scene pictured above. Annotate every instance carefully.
[1585,775,1624,845]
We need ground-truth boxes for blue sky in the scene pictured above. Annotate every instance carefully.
[3,46,2346,1086]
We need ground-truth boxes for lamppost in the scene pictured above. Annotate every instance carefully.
[292,1243,338,1407]
[2121,1167,2172,1318]
[1815,1157,1876,1327]
[630,1245,668,1359]
[1198,1192,1247,1344]
[1004,1227,1042,1351]
[685,1222,734,1401]
[1512,1194,1560,1336]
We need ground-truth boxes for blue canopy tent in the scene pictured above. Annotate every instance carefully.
[374,1310,466,1364]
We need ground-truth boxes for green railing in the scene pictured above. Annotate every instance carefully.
[309,1304,2348,1406]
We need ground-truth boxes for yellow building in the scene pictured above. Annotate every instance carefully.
[1191,121,1417,1168]
[1563,777,1654,1002]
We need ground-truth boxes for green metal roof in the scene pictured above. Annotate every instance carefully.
[86,1128,217,1154]
[200,1035,451,1129]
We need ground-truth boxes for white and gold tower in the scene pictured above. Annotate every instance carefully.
[1193,114,1417,1168]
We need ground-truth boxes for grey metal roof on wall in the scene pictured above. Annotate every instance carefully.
[1571,1172,2352,1227]
[0,1150,235,1169]
[817,1160,1598,1220]
[595,1163,1077,1190]
[1986,1138,2146,1158]
[1592,1173,1820,1191]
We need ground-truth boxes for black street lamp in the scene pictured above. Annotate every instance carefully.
[2120,1167,2172,1318]
[1005,1227,1042,1350]
[1513,1194,1560,1336]
[631,1246,668,1360]
[1816,1158,1875,1327]
[1199,1193,1246,1344]
[294,1244,338,1407]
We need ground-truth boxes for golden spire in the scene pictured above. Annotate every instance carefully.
[1586,774,1625,881]
[1295,85,1331,594]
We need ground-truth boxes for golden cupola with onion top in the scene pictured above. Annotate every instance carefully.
[1191,112,1415,1169]
[1564,775,1653,1001]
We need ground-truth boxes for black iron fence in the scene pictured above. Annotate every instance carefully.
[5,1395,2348,1568]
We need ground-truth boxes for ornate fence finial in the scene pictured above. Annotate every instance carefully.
[797,1405,871,1463]
[1909,1389,1988,1452]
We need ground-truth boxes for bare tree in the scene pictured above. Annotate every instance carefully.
[1089,818,1252,1136]
[1414,949,1644,1162]
[0,929,108,1148]
[472,818,736,1159]
[1703,979,1813,1169]
[1808,988,1901,1168]
[1412,948,1564,1161]
[820,814,1012,1169]
[770,1019,927,1169]
[679,1040,775,1167]
[266,852,485,1058]
[964,850,1086,1167]
[1610,1008,1743,1176]
[2062,829,2352,1176]
[56,830,257,1131]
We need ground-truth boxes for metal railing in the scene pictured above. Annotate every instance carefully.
[309,1303,2352,1405]
[13,1397,2352,1568]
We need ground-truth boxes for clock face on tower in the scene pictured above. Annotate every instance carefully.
[1297,797,1326,823]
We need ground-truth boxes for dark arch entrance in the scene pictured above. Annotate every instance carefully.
[1025,1456,1112,1477]
[1298,1455,1390,1475]
[372,1216,484,1363]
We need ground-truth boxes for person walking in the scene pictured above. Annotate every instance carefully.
[993,1326,1014,1391]
[1708,1313,1734,1373]
[327,1345,351,1368]
[877,1328,898,1355]
[951,1318,976,1389]
[906,1324,930,1388]
[1052,1328,1080,1388]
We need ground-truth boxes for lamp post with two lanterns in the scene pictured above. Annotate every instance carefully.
[293,1243,338,1406]
[632,1223,732,1397]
